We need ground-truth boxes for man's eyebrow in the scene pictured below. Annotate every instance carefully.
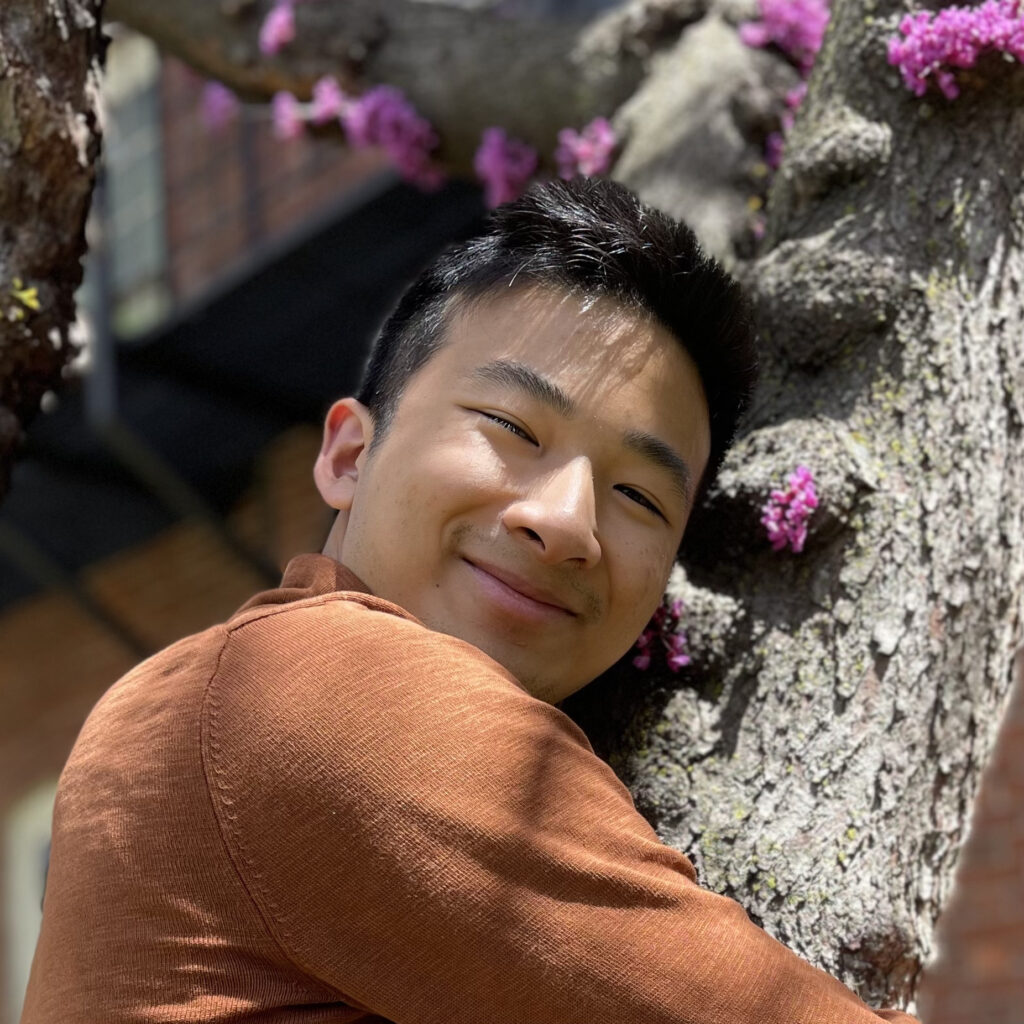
[622,429,693,506]
[470,359,577,418]
[470,358,694,505]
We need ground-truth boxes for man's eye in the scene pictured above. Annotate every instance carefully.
[481,412,537,445]
[615,484,665,520]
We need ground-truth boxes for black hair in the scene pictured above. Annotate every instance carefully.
[357,176,758,501]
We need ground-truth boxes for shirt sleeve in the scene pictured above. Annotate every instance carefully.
[203,597,919,1024]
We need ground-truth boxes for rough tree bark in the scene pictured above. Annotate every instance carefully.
[569,0,1024,1012]
[6,0,1024,1015]
[0,0,105,500]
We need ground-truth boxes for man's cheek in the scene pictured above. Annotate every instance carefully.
[631,552,674,625]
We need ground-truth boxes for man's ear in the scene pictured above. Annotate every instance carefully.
[313,398,375,510]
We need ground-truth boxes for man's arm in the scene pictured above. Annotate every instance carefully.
[206,596,919,1024]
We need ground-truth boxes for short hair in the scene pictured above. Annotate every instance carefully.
[357,176,758,500]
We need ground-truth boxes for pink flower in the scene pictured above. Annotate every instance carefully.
[341,85,442,188]
[760,78,809,170]
[272,91,304,140]
[474,127,538,207]
[259,2,295,56]
[739,0,831,73]
[888,0,1024,100]
[200,81,240,132]
[554,117,617,179]
[761,465,819,553]
[785,82,808,111]
[765,131,786,169]
[667,652,691,672]
[632,599,690,673]
[311,76,347,124]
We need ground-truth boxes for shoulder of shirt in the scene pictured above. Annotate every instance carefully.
[218,583,530,696]
[226,586,422,635]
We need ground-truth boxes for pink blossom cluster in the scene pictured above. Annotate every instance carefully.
[739,0,831,73]
[341,85,443,188]
[887,0,1024,100]
[764,82,808,169]
[268,78,443,188]
[739,0,827,175]
[259,2,295,56]
[272,91,304,140]
[200,82,240,132]
[554,117,617,179]
[310,76,346,124]
[761,465,819,553]
[212,53,622,201]
[473,127,538,207]
[633,598,690,672]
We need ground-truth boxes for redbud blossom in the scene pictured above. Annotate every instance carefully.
[311,76,347,125]
[341,86,442,188]
[632,648,652,671]
[763,82,808,169]
[887,0,1024,100]
[764,132,786,170]
[200,82,240,133]
[554,117,617,179]
[761,465,819,553]
[739,0,831,73]
[272,91,304,141]
[259,2,296,56]
[632,598,691,672]
[474,127,538,207]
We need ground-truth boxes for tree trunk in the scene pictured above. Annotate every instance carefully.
[567,0,1024,1012]
[0,0,104,500]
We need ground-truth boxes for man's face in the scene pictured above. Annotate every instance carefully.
[319,285,711,703]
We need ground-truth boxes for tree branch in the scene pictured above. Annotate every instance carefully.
[105,0,650,169]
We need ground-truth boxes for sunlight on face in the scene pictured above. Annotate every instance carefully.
[339,285,711,703]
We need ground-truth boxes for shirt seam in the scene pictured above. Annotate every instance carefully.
[227,589,421,636]
[198,627,345,1003]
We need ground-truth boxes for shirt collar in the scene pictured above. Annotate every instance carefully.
[234,553,370,616]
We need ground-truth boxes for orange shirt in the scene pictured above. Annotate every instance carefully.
[23,554,917,1023]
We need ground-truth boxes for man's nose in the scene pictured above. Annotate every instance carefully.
[501,457,601,567]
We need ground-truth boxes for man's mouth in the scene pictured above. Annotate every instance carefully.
[462,558,579,619]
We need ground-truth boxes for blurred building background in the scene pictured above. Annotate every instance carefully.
[0,26,1020,1024]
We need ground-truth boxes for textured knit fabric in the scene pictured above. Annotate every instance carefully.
[22,554,918,1024]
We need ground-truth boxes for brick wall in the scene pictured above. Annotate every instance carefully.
[919,648,1024,1024]
[1,425,328,808]
[159,59,386,305]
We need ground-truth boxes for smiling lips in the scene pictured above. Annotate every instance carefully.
[463,558,580,621]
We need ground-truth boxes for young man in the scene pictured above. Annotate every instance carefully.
[23,179,918,1023]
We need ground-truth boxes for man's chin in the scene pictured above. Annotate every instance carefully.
[409,597,588,703]
[458,629,580,704]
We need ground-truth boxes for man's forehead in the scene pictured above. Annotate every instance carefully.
[441,283,672,380]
